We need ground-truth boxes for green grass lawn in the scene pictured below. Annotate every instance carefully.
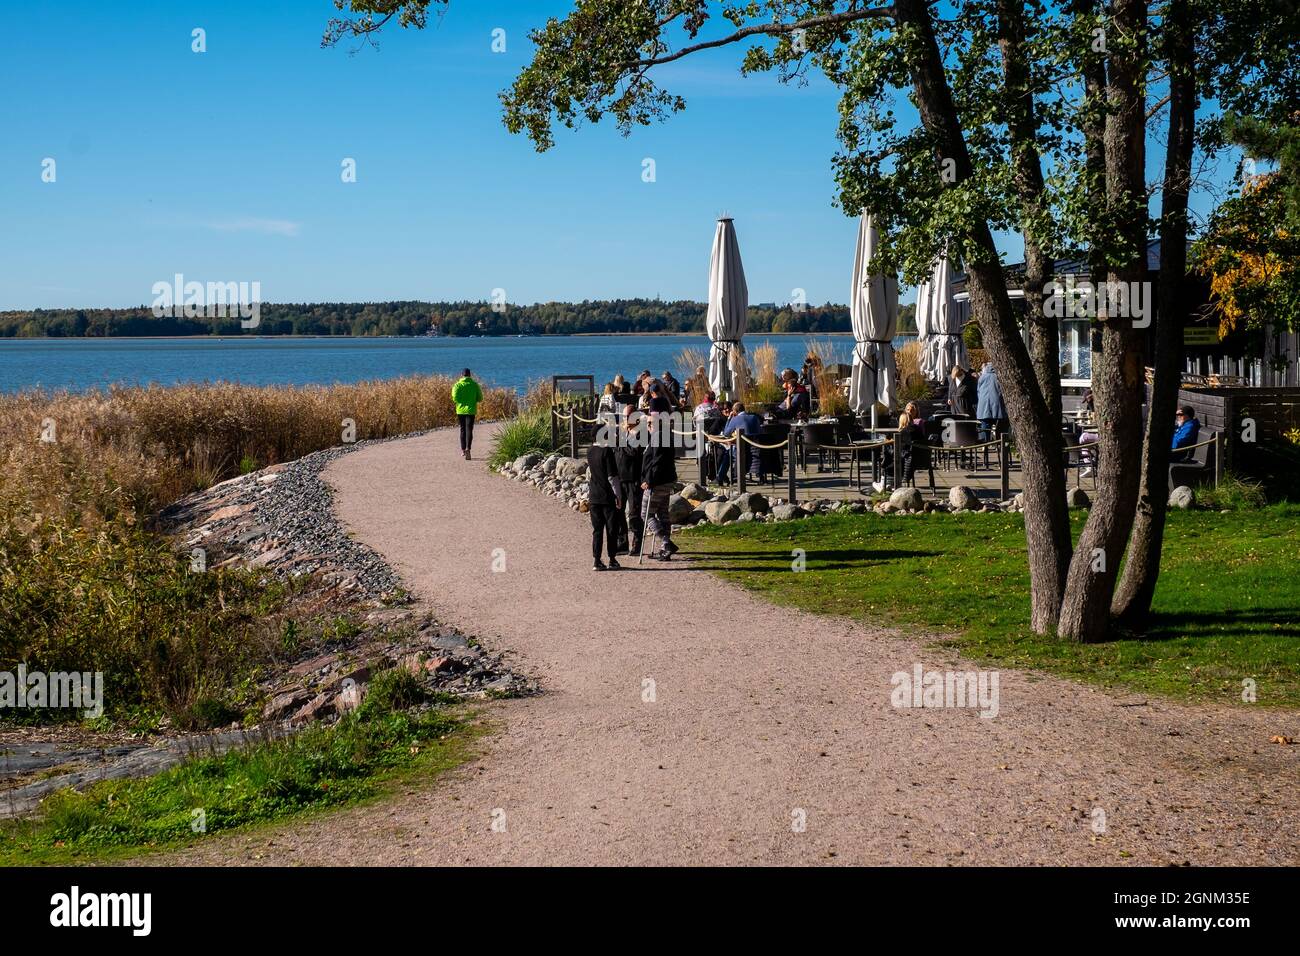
[0,672,483,866]
[683,504,1300,707]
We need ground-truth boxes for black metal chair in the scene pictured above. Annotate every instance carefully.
[801,422,841,474]
[937,417,982,472]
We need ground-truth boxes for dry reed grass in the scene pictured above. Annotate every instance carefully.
[804,339,850,416]
[741,340,785,405]
[0,376,517,523]
[0,375,515,725]
[895,341,933,402]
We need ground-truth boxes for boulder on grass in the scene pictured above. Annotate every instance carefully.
[679,482,709,503]
[667,494,696,524]
[889,487,924,512]
[703,500,743,525]
[1066,487,1091,509]
[514,453,542,472]
[949,485,980,512]
[1169,485,1196,510]
[771,503,807,521]
[734,492,770,514]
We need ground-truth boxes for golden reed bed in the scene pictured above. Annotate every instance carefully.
[0,376,519,526]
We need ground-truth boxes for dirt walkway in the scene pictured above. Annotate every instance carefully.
[162,426,1298,865]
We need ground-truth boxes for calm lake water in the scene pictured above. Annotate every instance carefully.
[0,335,914,395]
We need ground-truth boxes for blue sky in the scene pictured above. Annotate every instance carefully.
[0,1,1241,311]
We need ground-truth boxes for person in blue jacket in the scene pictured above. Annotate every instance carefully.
[1170,405,1201,463]
[976,361,1008,441]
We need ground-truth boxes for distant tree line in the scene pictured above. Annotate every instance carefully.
[0,299,915,338]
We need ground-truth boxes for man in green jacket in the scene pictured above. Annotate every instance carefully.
[451,369,483,460]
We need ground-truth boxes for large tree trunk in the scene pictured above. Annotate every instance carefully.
[1112,0,1196,624]
[998,0,1061,422]
[896,0,1072,631]
[1058,0,1149,643]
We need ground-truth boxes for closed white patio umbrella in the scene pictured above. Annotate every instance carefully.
[706,217,748,397]
[849,212,899,430]
[922,252,968,380]
[914,270,933,379]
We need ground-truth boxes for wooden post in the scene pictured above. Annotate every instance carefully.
[737,436,748,493]
[787,430,797,504]
[698,423,707,485]
[550,406,558,451]
[569,413,577,459]
[999,433,1010,499]
[1214,431,1224,487]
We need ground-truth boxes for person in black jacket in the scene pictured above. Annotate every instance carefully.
[948,365,976,417]
[615,416,645,556]
[586,436,623,570]
[639,424,678,560]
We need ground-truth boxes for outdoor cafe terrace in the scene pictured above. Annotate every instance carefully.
[551,383,1227,507]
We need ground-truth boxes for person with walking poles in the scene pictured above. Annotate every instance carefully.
[586,430,623,571]
[615,414,645,557]
[451,368,483,460]
[639,417,678,562]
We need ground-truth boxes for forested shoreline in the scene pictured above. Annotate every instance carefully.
[0,298,915,338]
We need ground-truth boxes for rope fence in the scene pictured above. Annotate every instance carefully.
[548,394,1224,501]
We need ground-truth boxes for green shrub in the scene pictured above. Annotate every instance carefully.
[0,513,283,727]
[488,408,553,468]
[358,667,427,717]
[1198,473,1268,510]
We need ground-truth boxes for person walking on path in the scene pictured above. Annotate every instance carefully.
[615,416,645,556]
[640,428,678,561]
[586,433,623,571]
[975,361,1007,442]
[451,369,483,460]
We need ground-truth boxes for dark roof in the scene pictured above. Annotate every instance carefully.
[954,239,1181,283]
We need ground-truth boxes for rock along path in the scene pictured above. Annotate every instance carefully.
[161,425,1298,866]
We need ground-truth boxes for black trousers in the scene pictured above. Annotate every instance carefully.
[589,503,619,561]
[458,414,475,451]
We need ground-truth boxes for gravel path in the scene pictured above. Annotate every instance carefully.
[157,425,1299,866]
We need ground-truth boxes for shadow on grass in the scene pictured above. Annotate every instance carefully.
[1136,609,1300,641]
[684,548,941,562]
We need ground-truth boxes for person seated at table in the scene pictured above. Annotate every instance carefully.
[800,352,823,397]
[683,366,708,407]
[598,382,619,415]
[772,369,811,421]
[693,390,722,422]
[644,380,672,414]
[1078,428,1100,478]
[661,370,683,408]
[720,401,763,483]
[1171,404,1201,463]
[873,411,927,492]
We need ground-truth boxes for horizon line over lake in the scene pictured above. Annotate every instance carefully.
[0,334,917,395]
